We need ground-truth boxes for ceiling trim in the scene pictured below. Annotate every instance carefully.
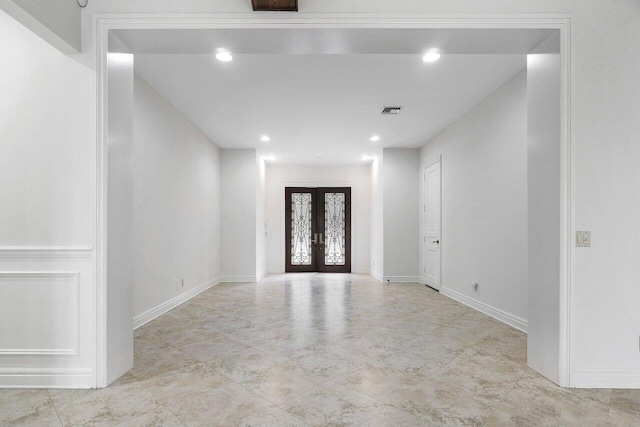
[93,13,572,390]
[92,13,572,30]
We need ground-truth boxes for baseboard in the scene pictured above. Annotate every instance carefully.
[219,275,258,283]
[440,286,527,333]
[352,268,370,274]
[0,368,93,388]
[133,277,221,330]
[572,369,640,388]
[256,270,267,281]
[370,270,384,282]
[383,276,421,283]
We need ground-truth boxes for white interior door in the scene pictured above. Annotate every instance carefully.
[425,160,441,290]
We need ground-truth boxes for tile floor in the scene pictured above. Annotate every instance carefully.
[2,274,639,426]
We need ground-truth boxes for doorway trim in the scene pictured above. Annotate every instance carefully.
[279,182,356,274]
[422,155,442,291]
[95,14,573,388]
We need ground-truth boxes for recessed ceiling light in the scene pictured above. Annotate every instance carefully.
[263,155,275,162]
[370,135,380,142]
[260,135,271,142]
[215,50,233,62]
[362,155,373,162]
[423,50,441,63]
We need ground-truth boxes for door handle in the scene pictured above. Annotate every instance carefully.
[319,233,324,245]
[432,240,440,244]
[311,233,318,245]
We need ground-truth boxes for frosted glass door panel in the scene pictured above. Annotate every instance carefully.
[291,193,313,265]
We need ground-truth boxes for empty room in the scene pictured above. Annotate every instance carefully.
[1,1,639,426]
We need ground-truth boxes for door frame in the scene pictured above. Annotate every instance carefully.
[284,187,352,273]
[423,156,442,290]
[280,183,355,274]
[285,187,318,273]
[317,187,352,273]
[95,15,573,388]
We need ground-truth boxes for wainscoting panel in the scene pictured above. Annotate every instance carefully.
[0,247,94,388]
[0,272,79,355]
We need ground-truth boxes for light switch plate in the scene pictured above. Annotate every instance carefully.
[576,231,591,247]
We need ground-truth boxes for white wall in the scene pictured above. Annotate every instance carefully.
[106,52,134,385]
[0,0,81,53]
[0,9,94,387]
[5,0,640,389]
[256,157,267,279]
[265,165,371,274]
[132,75,221,322]
[527,34,562,384]
[420,69,528,330]
[370,155,384,280]
[382,148,420,281]
[221,149,257,281]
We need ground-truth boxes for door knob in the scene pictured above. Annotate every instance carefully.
[432,240,440,244]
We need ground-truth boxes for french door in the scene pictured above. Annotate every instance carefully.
[285,187,351,273]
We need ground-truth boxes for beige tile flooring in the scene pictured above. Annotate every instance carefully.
[2,273,640,426]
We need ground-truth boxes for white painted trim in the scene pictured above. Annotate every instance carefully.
[0,246,93,258]
[96,17,109,389]
[559,18,574,389]
[96,14,573,389]
[422,155,442,291]
[370,270,384,282]
[256,270,267,282]
[383,276,421,283]
[572,369,640,389]
[0,368,93,389]
[133,277,221,330]
[219,275,258,283]
[0,271,80,355]
[441,286,527,333]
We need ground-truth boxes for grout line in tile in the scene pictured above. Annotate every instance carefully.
[481,363,529,426]
[47,389,64,427]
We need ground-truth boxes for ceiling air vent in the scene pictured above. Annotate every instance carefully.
[382,107,402,115]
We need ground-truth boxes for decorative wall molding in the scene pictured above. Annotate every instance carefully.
[383,276,421,283]
[572,369,640,389]
[219,275,259,283]
[440,286,527,333]
[96,13,573,388]
[0,271,80,355]
[133,277,221,329]
[0,367,93,389]
[370,271,384,282]
[0,349,77,356]
[0,246,93,259]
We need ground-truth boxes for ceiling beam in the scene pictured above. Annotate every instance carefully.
[251,0,298,12]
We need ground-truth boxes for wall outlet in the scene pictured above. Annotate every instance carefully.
[472,282,478,290]
[576,231,591,247]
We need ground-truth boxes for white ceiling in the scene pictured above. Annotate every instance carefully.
[120,28,552,165]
